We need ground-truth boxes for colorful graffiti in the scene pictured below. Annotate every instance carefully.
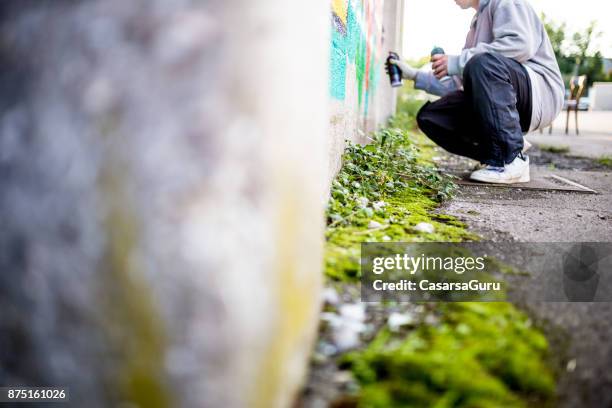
[330,0,384,116]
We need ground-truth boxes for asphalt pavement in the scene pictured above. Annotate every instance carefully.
[441,137,612,408]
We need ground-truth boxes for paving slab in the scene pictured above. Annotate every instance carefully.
[452,168,599,194]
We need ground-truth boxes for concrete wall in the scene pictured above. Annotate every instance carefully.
[0,1,328,407]
[328,0,404,180]
[591,82,612,110]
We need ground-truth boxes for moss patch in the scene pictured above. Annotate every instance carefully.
[539,144,570,154]
[342,303,556,408]
[597,155,612,168]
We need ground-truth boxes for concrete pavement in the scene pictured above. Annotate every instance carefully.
[441,143,612,408]
[527,110,612,159]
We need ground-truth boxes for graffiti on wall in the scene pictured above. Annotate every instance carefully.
[330,0,384,116]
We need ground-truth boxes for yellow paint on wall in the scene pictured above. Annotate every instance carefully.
[332,0,348,25]
[251,177,323,408]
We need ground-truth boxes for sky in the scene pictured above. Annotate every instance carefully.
[402,0,612,60]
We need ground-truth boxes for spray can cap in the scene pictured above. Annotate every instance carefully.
[431,47,445,56]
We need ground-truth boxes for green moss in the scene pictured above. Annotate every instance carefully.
[325,192,477,281]
[597,155,612,168]
[539,144,570,154]
[343,303,556,408]
[325,184,478,281]
[325,116,477,281]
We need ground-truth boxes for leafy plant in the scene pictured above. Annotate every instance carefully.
[597,156,612,168]
[324,115,475,281]
[539,144,570,154]
[327,125,456,232]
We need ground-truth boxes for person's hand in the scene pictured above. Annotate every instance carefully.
[385,57,418,80]
[431,54,449,79]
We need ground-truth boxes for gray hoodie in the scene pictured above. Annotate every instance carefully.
[415,0,565,131]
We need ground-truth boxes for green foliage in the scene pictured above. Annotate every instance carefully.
[343,303,556,408]
[569,21,601,67]
[328,127,454,221]
[541,14,567,60]
[541,13,608,86]
[396,83,428,120]
[539,145,570,154]
[597,156,612,168]
[325,119,477,281]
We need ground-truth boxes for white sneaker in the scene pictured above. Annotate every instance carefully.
[470,155,530,184]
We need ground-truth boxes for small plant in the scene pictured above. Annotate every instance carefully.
[327,125,457,232]
[539,144,570,154]
[324,120,474,281]
[597,155,612,168]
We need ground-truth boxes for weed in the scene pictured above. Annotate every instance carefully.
[325,122,475,281]
[539,144,570,154]
[597,155,612,168]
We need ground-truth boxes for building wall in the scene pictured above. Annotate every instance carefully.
[592,82,612,110]
[328,0,404,180]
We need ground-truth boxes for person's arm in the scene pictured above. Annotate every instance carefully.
[414,71,461,97]
[447,1,539,76]
[388,58,460,96]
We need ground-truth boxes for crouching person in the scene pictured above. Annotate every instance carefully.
[388,0,564,184]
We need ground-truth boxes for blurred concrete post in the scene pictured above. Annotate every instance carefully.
[0,0,327,407]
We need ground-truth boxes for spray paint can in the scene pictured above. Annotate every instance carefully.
[431,47,449,81]
[387,51,403,88]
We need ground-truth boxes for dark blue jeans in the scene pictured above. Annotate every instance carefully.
[416,52,532,166]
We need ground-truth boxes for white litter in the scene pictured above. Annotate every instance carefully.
[414,222,435,234]
[388,312,415,331]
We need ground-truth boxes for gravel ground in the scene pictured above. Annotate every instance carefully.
[301,283,434,408]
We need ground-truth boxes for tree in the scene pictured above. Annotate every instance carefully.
[541,14,574,77]
[570,21,602,72]
[541,13,567,60]
[581,51,606,85]
[542,15,607,87]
